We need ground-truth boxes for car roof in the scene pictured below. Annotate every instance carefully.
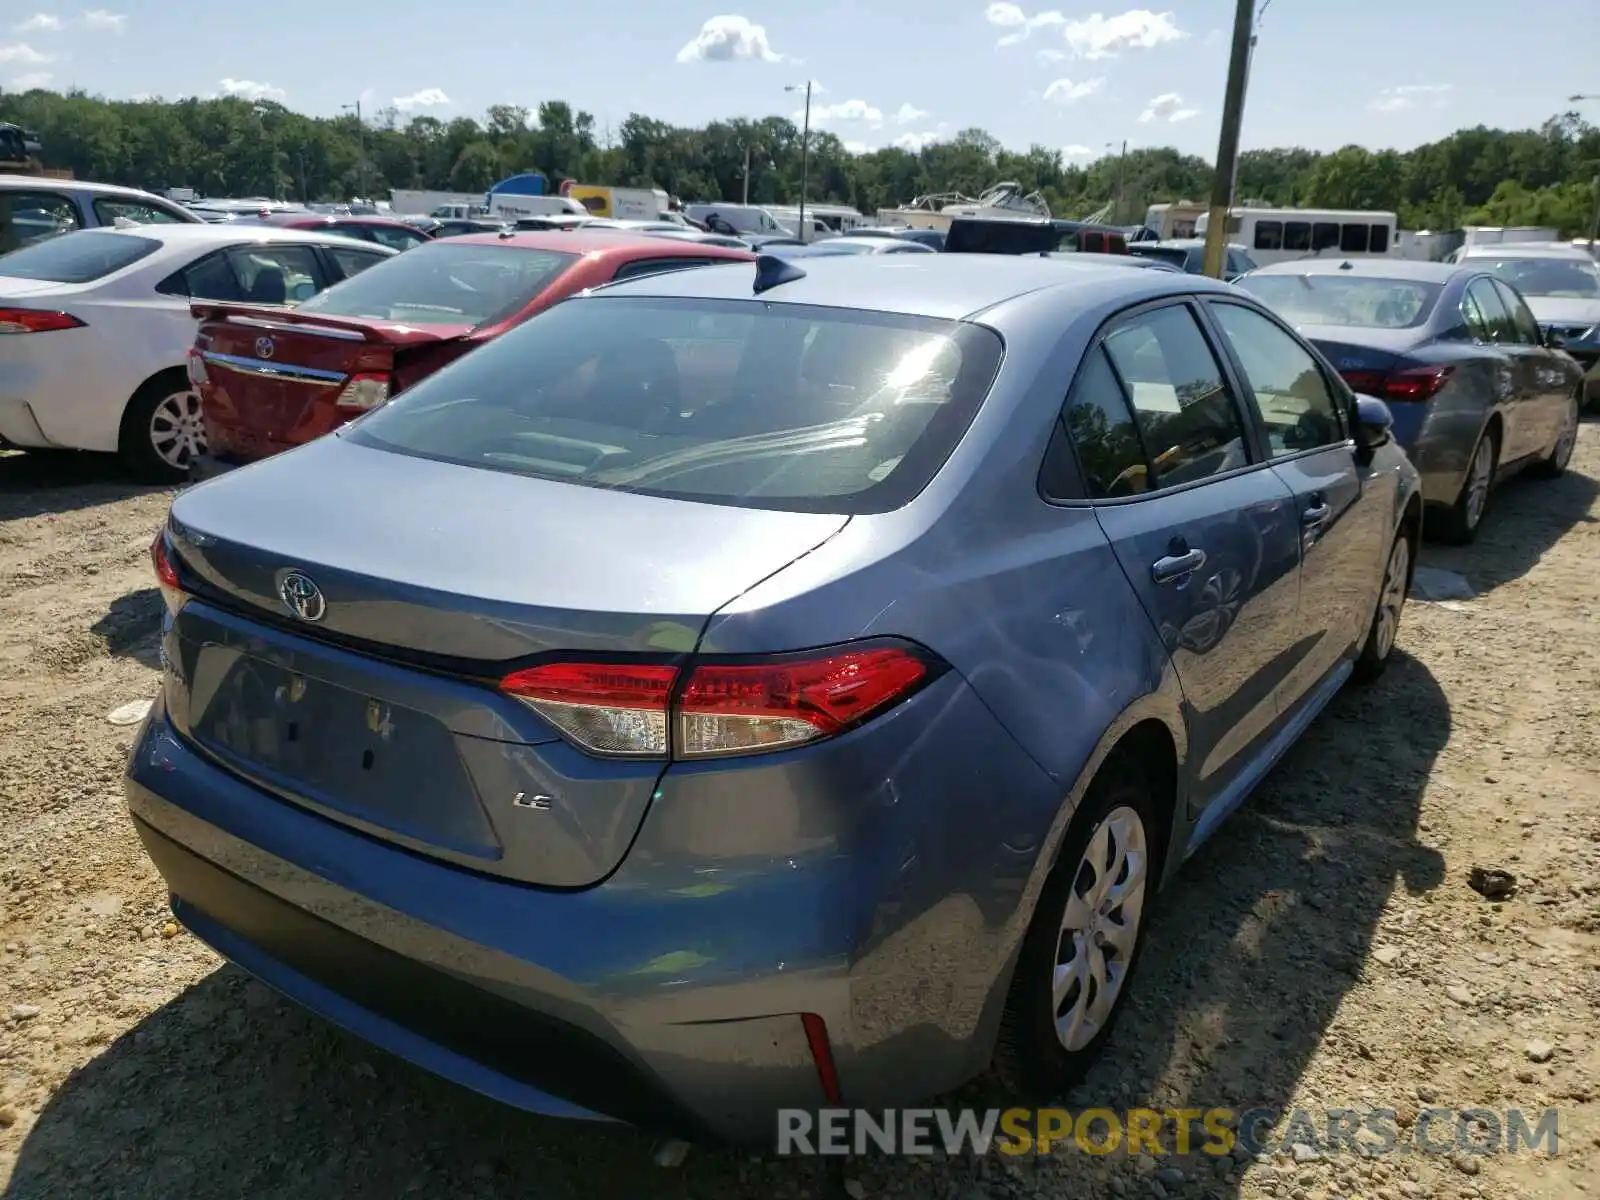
[441,229,754,260]
[256,212,418,229]
[1458,242,1595,260]
[0,174,171,200]
[584,251,1233,321]
[1246,258,1465,283]
[81,223,396,251]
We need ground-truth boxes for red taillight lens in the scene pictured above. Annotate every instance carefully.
[500,661,678,756]
[335,372,391,414]
[151,529,187,612]
[677,646,930,757]
[499,642,937,760]
[1382,364,1454,402]
[0,307,85,335]
[1339,369,1388,396]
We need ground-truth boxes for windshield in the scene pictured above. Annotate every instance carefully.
[0,229,160,283]
[346,295,1005,515]
[1470,256,1600,299]
[1233,274,1444,329]
[295,242,578,326]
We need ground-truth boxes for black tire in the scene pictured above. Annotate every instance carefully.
[992,759,1162,1100]
[1436,424,1498,545]
[118,370,205,484]
[1353,527,1411,683]
[1529,392,1579,480]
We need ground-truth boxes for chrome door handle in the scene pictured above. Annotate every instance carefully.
[1302,504,1330,526]
[1151,547,1206,584]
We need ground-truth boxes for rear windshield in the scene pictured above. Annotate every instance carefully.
[346,295,1005,514]
[294,241,579,327]
[0,229,161,283]
[1471,256,1600,299]
[1233,274,1444,329]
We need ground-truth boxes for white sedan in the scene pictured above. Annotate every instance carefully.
[0,223,397,480]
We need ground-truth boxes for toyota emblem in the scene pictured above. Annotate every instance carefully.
[255,336,275,359]
[277,571,326,622]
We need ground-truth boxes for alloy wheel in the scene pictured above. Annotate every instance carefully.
[1553,399,1578,471]
[1053,805,1149,1053]
[150,389,207,471]
[1464,436,1494,531]
[1375,535,1409,660]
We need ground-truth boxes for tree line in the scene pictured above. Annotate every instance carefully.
[3,85,1598,235]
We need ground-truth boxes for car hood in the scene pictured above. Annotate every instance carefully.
[1523,296,1600,327]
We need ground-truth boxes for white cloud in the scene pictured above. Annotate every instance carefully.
[13,14,62,33]
[78,9,126,31]
[0,43,51,64]
[675,15,783,63]
[1036,47,1066,62]
[804,99,883,125]
[393,87,451,111]
[219,78,285,102]
[10,70,52,89]
[894,128,947,152]
[1043,77,1104,104]
[1201,27,1224,47]
[986,3,1065,46]
[892,102,929,125]
[1062,144,1095,158]
[1063,10,1185,58]
[1370,83,1451,113]
[842,140,871,154]
[1138,91,1198,123]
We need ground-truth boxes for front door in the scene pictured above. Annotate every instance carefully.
[1064,301,1304,817]
[1463,276,1542,462]
[1205,299,1383,697]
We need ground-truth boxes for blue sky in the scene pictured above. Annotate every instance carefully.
[3,1,1595,163]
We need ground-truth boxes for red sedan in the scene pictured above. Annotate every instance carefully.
[243,212,436,253]
[188,231,755,476]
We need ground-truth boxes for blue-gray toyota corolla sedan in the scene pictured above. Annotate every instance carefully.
[127,253,1421,1146]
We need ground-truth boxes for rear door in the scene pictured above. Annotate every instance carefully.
[1463,276,1540,461]
[1205,299,1381,699]
[1491,278,1569,454]
[1063,299,1303,818]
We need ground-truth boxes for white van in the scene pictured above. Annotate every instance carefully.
[683,203,789,238]
[1195,207,1398,266]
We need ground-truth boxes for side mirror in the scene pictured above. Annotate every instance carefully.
[1352,393,1394,450]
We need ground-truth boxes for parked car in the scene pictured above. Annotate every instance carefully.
[644,229,754,250]
[1127,238,1258,280]
[1236,258,1582,542]
[1452,243,1600,405]
[0,224,394,479]
[429,218,510,239]
[763,235,934,256]
[1,175,202,252]
[190,231,755,476]
[132,253,1419,1146]
[240,211,434,253]
[839,226,947,250]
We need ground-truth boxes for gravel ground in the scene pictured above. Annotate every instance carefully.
[1,433,1597,1200]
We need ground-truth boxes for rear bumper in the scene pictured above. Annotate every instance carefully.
[125,675,1061,1144]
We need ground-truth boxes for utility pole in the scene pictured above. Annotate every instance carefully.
[785,81,813,241]
[342,99,367,201]
[741,142,764,205]
[1203,0,1256,278]
[1572,98,1599,247]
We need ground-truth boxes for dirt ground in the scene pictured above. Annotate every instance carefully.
[1,433,1597,1200]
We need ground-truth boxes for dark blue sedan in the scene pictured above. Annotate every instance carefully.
[129,252,1419,1146]
[1237,259,1583,543]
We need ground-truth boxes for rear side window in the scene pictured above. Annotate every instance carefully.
[0,229,159,282]
[295,242,578,327]
[93,197,189,226]
[1071,304,1251,494]
[346,295,1005,515]
[1,191,84,253]
[159,244,324,303]
[324,244,391,281]
[610,257,716,281]
[365,224,430,252]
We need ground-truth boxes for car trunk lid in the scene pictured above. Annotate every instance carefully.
[193,302,477,458]
[161,434,849,886]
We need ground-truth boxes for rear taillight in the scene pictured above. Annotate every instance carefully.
[186,347,209,386]
[335,372,391,414]
[1339,364,1454,403]
[150,529,186,612]
[500,641,939,760]
[1383,364,1454,401]
[0,307,85,335]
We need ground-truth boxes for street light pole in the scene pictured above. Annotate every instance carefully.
[1202,0,1256,278]
[741,142,764,205]
[785,82,813,241]
[342,100,367,201]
